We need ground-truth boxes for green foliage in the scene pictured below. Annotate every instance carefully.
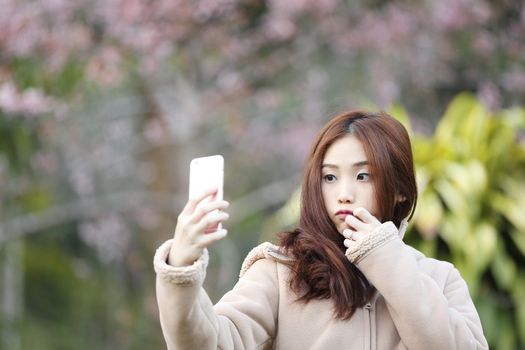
[11,57,86,98]
[0,119,38,173]
[406,94,525,350]
[24,244,77,322]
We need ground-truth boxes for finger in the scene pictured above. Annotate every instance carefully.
[342,229,355,240]
[344,238,357,249]
[350,230,367,241]
[345,214,367,231]
[353,207,380,225]
[183,186,220,214]
[198,228,228,247]
[190,200,229,223]
[194,210,229,233]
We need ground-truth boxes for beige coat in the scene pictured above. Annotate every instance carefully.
[154,222,488,349]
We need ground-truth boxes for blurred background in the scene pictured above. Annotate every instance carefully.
[1,0,524,349]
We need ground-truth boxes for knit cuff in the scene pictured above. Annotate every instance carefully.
[153,239,209,286]
[345,222,399,264]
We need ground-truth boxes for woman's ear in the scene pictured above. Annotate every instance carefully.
[395,194,407,203]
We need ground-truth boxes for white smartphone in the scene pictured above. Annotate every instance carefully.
[189,155,224,231]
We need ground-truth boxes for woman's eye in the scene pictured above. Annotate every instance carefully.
[357,173,370,181]
[323,174,337,183]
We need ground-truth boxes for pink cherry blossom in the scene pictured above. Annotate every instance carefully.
[0,82,54,116]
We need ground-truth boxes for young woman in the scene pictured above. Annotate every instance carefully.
[154,110,488,349]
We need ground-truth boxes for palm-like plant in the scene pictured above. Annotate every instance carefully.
[408,93,525,350]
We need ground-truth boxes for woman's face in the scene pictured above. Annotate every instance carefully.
[321,135,379,233]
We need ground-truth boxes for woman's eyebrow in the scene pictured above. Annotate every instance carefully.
[321,164,338,169]
[322,161,368,169]
[352,161,368,168]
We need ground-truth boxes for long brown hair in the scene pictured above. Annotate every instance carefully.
[279,110,417,320]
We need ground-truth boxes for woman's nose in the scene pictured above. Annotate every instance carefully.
[337,183,355,203]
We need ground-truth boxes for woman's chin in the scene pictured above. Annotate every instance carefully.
[336,225,346,235]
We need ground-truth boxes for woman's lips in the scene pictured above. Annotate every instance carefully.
[336,209,353,219]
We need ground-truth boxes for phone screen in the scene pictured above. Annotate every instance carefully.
[189,155,224,231]
[189,155,224,200]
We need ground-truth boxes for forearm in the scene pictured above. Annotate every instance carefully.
[154,239,219,350]
[154,239,279,350]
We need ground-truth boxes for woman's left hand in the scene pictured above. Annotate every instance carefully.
[342,207,381,249]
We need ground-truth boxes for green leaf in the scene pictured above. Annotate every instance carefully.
[501,107,525,130]
[497,323,516,350]
[435,93,477,148]
[469,222,497,272]
[485,123,515,170]
[443,160,487,199]
[509,229,525,258]
[513,275,525,347]
[492,188,525,232]
[461,100,490,157]
[435,177,468,214]
[491,242,516,290]
[413,190,442,238]
[441,214,469,252]
[476,292,496,343]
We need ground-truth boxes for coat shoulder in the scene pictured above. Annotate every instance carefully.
[239,242,294,278]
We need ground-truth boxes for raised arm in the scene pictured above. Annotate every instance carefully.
[154,241,278,349]
[154,187,278,349]
[155,186,229,349]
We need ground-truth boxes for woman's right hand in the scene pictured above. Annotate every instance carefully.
[168,187,230,267]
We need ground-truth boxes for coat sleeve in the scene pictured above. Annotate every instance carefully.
[154,239,278,350]
[352,222,489,350]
